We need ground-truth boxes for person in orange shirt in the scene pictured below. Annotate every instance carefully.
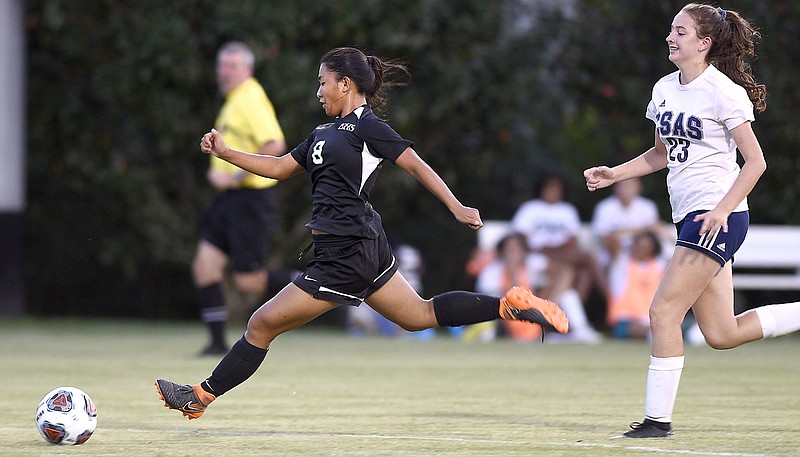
[606,231,665,339]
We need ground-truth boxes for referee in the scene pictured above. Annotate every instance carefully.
[192,42,291,355]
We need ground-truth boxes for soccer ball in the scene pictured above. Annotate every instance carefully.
[35,387,97,445]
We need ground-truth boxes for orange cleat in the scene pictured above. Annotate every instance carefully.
[499,286,569,334]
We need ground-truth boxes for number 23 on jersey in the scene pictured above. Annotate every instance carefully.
[665,137,690,163]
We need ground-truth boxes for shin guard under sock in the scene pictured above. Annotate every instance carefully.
[644,355,684,423]
[432,291,501,327]
[202,336,268,396]
[754,302,800,338]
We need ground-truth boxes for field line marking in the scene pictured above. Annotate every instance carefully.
[576,441,767,457]
[3,427,769,456]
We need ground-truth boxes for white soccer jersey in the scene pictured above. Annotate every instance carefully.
[645,64,754,223]
[511,199,581,250]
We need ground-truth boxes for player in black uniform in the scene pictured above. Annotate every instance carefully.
[156,47,569,419]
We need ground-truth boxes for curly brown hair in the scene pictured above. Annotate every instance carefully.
[681,3,767,112]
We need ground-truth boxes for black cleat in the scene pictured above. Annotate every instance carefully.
[155,379,216,420]
[622,419,674,438]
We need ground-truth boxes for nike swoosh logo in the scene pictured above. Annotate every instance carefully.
[304,275,317,282]
[181,401,204,412]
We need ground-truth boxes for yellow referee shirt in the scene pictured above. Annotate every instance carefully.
[211,77,285,189]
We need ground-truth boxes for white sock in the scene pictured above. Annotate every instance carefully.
[556,289,591,332]
[755,302,800,339]
[643,355,684,423]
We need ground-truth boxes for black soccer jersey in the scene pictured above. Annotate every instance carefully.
[290,104,413,238]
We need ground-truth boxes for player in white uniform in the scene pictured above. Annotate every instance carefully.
[584,4,800,438]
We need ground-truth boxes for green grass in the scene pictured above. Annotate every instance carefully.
[1,318,798,456]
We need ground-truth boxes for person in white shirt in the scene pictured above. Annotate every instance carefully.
[512,172,608,304]
[591,177,662,268]
[584,3,800,438]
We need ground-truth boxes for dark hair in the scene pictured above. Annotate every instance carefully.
[681,3,767,112]
[634,230,663,259]
[320,47,409,115]
[496,232,529,254]
[533,171,568,200]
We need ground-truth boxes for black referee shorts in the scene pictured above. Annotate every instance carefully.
[292,230,398,306]
[200,187,278,272]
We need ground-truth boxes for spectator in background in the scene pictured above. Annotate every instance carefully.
[590,177,663,269]
[471,233,545,342]
[606,230,666,339]
[192,42,295,356]
[473,232,601,344]
[511,172,609,305]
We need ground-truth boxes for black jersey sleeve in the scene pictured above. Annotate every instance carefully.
[358,115,413,163]
[289,133,315,170]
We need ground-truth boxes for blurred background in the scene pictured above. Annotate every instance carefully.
[2,0,799,322]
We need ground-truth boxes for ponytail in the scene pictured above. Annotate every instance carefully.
[682,4,767,112]
[321,47,409,116]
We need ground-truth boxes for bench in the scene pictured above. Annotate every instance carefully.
[477,221,800,291]
[731,225,800,290]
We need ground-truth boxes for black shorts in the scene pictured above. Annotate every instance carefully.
[200,187,278,272]
[675,210,749,266]
[292,230,398,306]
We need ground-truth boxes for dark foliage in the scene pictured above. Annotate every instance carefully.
[25,0,800,316]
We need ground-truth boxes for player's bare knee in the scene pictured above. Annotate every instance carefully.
[702,332,737,350]
[245,312,279,344]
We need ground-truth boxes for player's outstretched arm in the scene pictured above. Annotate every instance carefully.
[584,129,668,192]
[394,147,483,230]
[200,129,303,180]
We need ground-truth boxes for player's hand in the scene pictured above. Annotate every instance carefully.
[454,206,484,230]
[200,129,229,157]
[583,166,615,192]
[693,208,729,236]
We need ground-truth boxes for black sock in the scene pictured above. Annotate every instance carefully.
[198,283,227,347]
[432,291,501,327]
[207,321,226,348]
[202,336,268,396]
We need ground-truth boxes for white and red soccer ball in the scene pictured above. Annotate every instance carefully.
[35,387,97,445]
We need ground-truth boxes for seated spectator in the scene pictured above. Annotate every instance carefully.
[590,177,662,268]
[606,230,666,339]
[472,232,601,344]
[511,172,608,304]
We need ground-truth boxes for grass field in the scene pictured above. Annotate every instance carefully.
[1,318,798,456]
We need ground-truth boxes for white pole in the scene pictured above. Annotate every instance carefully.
[0,0,27,315]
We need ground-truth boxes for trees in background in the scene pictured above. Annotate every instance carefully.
[25,0,800,316]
